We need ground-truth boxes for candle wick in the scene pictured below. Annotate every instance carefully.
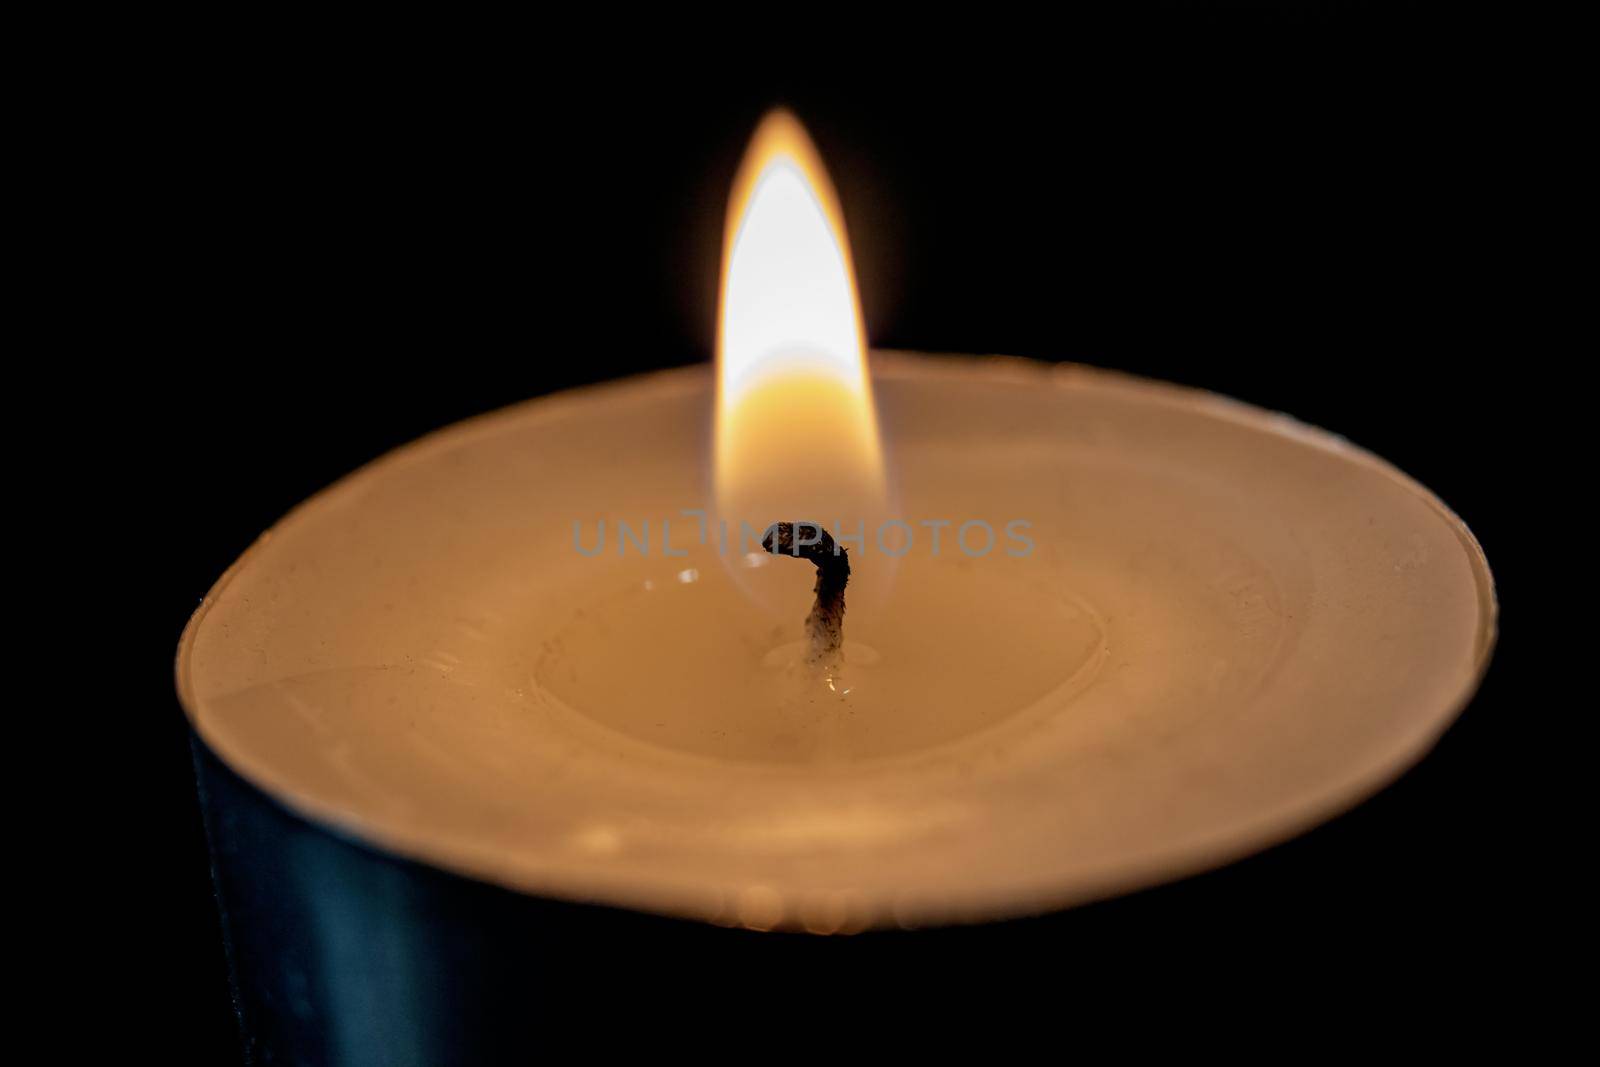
[760,522,849,667]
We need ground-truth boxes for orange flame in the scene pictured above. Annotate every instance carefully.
[714,110,886,530]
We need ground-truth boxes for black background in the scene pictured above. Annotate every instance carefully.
[110,4,1534,1056]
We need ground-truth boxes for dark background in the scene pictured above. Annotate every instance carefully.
[110,4,1532,1056]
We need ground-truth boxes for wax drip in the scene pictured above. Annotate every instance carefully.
[761,522,850,668]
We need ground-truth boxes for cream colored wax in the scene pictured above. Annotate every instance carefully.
[176,353,1494,932]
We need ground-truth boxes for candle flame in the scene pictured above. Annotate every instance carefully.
[715,109,886,529]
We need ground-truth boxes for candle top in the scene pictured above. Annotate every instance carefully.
[176,353,1495,931]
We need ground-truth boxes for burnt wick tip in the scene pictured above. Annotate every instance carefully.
[761,522,850,666]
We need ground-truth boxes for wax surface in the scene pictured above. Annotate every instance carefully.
[177,353,1495,930]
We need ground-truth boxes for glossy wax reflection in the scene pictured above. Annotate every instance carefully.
[535,546,1105,764]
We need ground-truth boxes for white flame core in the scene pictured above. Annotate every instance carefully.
[720,159,865,405]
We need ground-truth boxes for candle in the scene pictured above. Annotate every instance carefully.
[177,111,1494,936]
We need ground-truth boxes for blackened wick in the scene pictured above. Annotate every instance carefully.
[761,522,850,665]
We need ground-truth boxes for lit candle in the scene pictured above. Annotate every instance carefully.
[178,111,1494,938]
